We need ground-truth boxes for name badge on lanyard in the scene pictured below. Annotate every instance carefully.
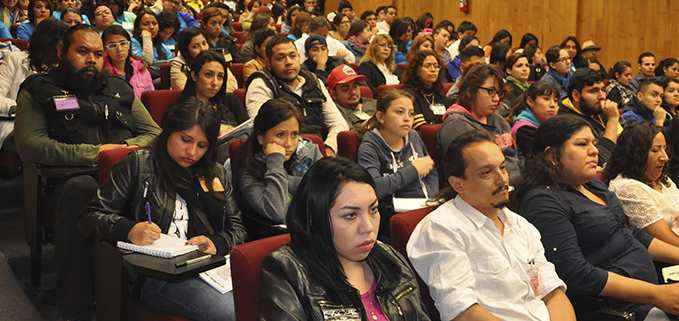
[430,103,446,116]
[53,94,80,111]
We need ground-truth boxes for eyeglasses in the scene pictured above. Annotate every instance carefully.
[405,28,413,34]
[95,9,111,16]
[105,40,130,50]
[557,56,572,63]
[478,86,506,99]
[422,63,440,70]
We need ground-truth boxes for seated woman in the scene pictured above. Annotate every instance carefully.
[79,97,246,321]
[655,58,679,79]
[662,78,679,117]
[60,8,83,26]
[508,80,560,159]
[0,0,27,29]
[105,0,136,31]
[280,4,298,34]
[103,25,154,99]
[180,50,247,161]
[200,7,242,64]
[561,36,587,72]
[606,61,635,108]
[389,18,413,65]
[170,27,209,90]
[525,44,547,82]
[403,50,452,130]
[0,18,66,151]
[356,34,402,99]
[516,115,679,320]
[240,12,276,62]
[501,52,530,116]
[413,12,433,35]
[540,45,571,101]
[447,34,479,82]
[238,0,260,31]
[53,0,90,24]
[488,41,510,72]
[404,34,434,62]
[233,99,323,224]
[438,64,521,184]
[342,19,370,63]
[156,10,180,48]
[605,121,679,248]
[483,29,512,61]
[327,12,349,41]
[132,9,173,71]
[357,90,438,239]
[17,0,52,40]
[258,156,432,321]
[242,28,275,83]
[519,32,538,49]
[286,10,309,42]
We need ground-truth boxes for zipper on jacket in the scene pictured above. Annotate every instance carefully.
[393,286,413,301]
[375,295,392,321]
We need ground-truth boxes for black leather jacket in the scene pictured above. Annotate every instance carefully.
[78,149,246,256]
[258,242,432,321]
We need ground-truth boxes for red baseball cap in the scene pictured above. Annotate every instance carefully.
[327,64,367,90]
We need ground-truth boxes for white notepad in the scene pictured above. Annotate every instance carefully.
[199,255,233,293]
[393,198,429,212]
[116,233,198,258]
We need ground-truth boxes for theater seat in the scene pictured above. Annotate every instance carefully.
[337,131,359,162]
[0,37,27,50]
[140,89,183,126]
[378,84,405,95]
[390,207,440,321]
[97,147,142,183]
[230,63,245,88]
[231,234,291,321]
[419,124,444,187]
[359,86,373,99]
[232,21,242,31]
[233,88,245,106]
[233,31,248,44]
[160,63,171,90]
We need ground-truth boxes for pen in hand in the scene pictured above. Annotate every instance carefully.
[145,202,152,224]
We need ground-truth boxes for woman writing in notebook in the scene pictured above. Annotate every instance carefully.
[79,97,246,321]
[357,90,438,240]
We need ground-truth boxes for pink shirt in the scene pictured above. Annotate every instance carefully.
[360,280,388,321]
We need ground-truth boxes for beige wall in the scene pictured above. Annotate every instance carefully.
[323,0,679,73]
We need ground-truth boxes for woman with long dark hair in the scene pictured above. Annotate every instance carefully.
[413,12,433,35]
[259,156,432,321]
[606,61,635,108]
[16,0,52,40]
[560,36,587,72]
[342,19,370,63]
[662,77,679,117]
[132,9,172,68]
[403,50,452,129]
[170,27,209,90]
[389,17,414,64]
[80,98,246,321]
[103,25,154,99]
[0,0,27,28]
[483,29,511,61]
[655,58,679,79]
[508,80,560,158]
[517,115,679,320]
[280,4,298,33]
[233,98,323,224]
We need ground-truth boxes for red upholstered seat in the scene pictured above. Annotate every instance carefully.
[231,234,291,321]
[0,37,27,50]
[396,63,406,75]
[140,89,183,126]
[390,207,440,320]
[233,88,245,106]
[337,131,359,162]
[232,21,242,31]
[349,63,359,71]
[233,31,248,44]
[378,84,405,95]
[419,124,444,187]
[442,82,455,95]
[359,86,373,99]
[230,63,245,88]
[10,23,18,38]
[160,63,171,90]
[97,147,142,183]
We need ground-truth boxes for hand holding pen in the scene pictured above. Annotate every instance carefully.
[127,200,161,245]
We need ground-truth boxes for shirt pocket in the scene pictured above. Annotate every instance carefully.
[472,255,514,300]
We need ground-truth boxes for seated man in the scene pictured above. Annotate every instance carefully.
[446,20,477,58]
[160,0,198,32]
[327,64,376,130]
[446,46,486,102]
[621,78,666,126]
[14,24,160,320]
[294,16,356,64]
[559,68,623,166]
[408,129,575,321]
[630,52,656,93]
[301,34,348,85]
[245,35,349,155]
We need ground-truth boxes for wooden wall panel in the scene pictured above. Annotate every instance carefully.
[320,0,678,74]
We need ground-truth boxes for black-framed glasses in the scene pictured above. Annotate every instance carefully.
[478,86,506,99]
[557,56,572,63]
[105,40,130,50]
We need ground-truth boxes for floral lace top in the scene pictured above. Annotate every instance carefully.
[608,174,679,235]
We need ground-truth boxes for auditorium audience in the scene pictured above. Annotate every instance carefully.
[404,34,434,62]
[446,20,476,57]
[280,4,298,33]
[294,16,355,64]
[356,34,402,98]
[170,27,209,89]
[631,52,656,92]
[508,81,560,158]
[286,10,309,42]
[621,78,668,126]
[661,77,679,117]
[389,17,413,65]
[243,28,276,82]
[240,12,276,62]
[605,121,679,248]
[560,36,586,72]
[54,0,90,24]
[342,19,370,62]
[403,50,452,129]
[17,0,52,40]
[413,12,432,35]
[301,34,347,85]
[540,45,571,101]
[328,64,376,130]
[238,0,260,31]
[258,156,432,321]
[517,114,679,320]
[0,0,27,28]
[445,45,485,102]
[59,8,84,26]
[200,7,243,65]
[103,25,154,99]
[503,52,531,115]
[447,34,479,82]
[524,44,546,81]
[483,29,511,61]
[606,61,635,107]
[655,57,679,79]
[328,12,349,41]
[375,5,396,34]
[132,9,172,71]
[433,26,452,65]
[519,32,538,48]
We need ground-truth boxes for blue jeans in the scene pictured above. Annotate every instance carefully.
[140,276,235,321]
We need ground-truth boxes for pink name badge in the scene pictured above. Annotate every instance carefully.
[54,95,80,111]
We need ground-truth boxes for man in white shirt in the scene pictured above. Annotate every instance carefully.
[375,5,396,34]
[245,36,348,155]
[447,20,477,58]
[407,129,576,321]
[295,16,355,64]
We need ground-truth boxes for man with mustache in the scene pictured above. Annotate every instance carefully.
[408,130,575,321]
[327,64,376,130]
[559,68,623,166]
[15,24,160,321]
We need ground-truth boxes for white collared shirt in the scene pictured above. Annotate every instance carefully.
[407,196,566,321]
[294,33,356,64]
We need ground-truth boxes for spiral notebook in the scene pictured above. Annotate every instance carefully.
[116,234,198,258]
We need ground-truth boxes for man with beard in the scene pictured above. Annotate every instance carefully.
[245,35,348,156]
[407,130,575,321]
[14,24,160,321]
[559,68,623,166]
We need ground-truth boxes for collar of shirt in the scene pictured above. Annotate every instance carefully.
[453,196,517,235]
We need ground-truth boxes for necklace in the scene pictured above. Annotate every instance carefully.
[362,261,378,320]
[422,91,434,105]
[367,299,378,320]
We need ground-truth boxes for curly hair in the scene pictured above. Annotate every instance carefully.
[403,50,443,95]
[603,121,670,187]
[514,115,593,203]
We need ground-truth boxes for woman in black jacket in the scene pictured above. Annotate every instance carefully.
[79,98,246,321]
[258,157,431,321]
[403,50,452,130]
[356,34,402,98]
